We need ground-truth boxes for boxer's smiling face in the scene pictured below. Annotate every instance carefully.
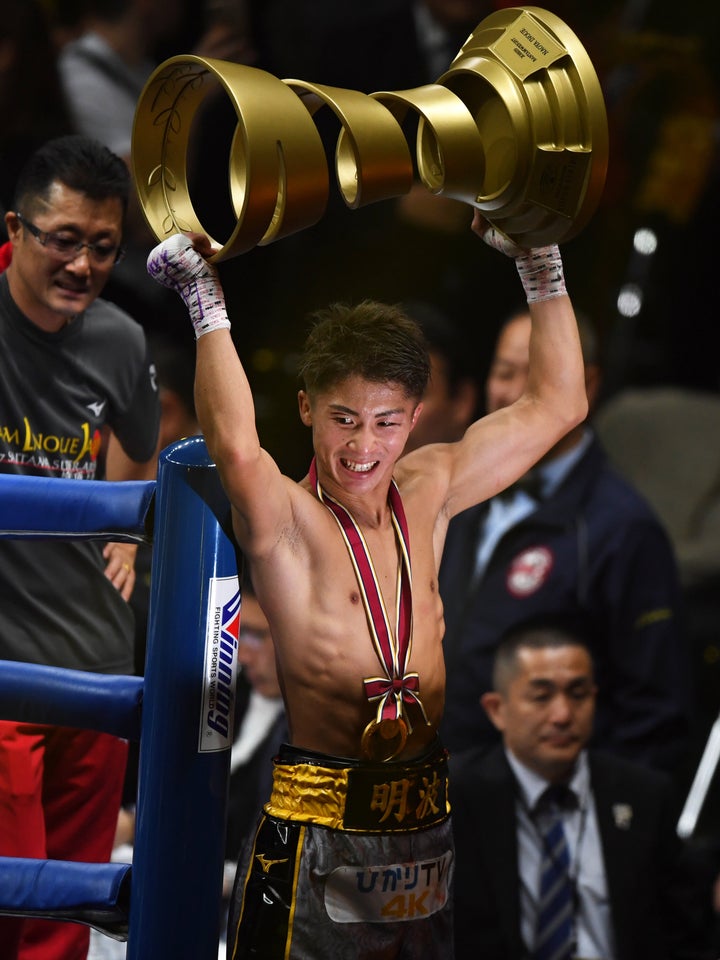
[298,375,421,501]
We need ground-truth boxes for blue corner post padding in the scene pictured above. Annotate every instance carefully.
[0,475,155,542]
[0,858,132,940]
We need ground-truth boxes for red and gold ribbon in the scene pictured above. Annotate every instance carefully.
[309,459,428,733]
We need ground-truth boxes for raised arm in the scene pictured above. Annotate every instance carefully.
[406,212,588,520]
[146,234,294,555]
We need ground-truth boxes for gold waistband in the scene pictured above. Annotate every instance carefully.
[264,750,450,833]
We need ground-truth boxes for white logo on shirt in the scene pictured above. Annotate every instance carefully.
[86,400,107,418]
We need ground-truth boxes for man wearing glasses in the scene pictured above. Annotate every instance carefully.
[0,134,160,960]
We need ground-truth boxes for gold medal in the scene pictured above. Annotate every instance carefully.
[361,716,408,762]
[306,459,426,761]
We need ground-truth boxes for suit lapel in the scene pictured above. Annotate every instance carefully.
[438,504,486,649]
[590,754,635,960]
[480,749,528,956]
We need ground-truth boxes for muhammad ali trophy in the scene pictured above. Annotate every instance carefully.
[131,6,608,261]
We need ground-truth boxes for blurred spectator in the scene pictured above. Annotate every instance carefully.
[450,619,715,959]
[437,307,691,777]
[59,0,247,169]
[401,300,481,452]
[58,0,250,334]
[0,0,75,216]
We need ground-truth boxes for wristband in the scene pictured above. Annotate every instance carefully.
[146,234,230,339]
[515,245,567,303]
[479,223,566,303]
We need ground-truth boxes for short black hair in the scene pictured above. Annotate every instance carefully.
[493,614,593,693]
[298,299,430,401]
[12,135,130,220]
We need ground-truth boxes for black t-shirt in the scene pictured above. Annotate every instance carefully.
[0,274,160,673]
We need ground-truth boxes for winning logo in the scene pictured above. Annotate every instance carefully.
[198,576,241,752]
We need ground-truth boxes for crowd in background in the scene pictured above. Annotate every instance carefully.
[3,0,720,957]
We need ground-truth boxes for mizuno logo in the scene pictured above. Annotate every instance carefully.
[86,400,107,418]
[255,854,289,874]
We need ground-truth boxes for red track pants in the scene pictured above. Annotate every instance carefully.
[0,722,128,960]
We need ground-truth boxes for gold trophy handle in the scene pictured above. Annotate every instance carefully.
[132,6,608,261]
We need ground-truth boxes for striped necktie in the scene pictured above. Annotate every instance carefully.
[533,785,576,960]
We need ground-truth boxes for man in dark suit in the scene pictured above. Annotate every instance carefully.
[439,309,690,777]
[450,618,713,960]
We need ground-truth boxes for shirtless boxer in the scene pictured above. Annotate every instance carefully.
[147,212,586,959]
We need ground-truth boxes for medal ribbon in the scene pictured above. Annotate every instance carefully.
[309,459,427,728]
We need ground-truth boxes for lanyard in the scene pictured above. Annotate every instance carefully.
[309,459,428,758]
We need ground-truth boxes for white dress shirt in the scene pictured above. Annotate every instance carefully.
[505,748,617,960]
[474,429,594,582]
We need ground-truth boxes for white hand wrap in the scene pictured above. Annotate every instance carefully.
[147,234,230,339]
[514,246,567,302]
[481,223,567,303]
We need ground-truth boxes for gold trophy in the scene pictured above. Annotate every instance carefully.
[132,7,608,261]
